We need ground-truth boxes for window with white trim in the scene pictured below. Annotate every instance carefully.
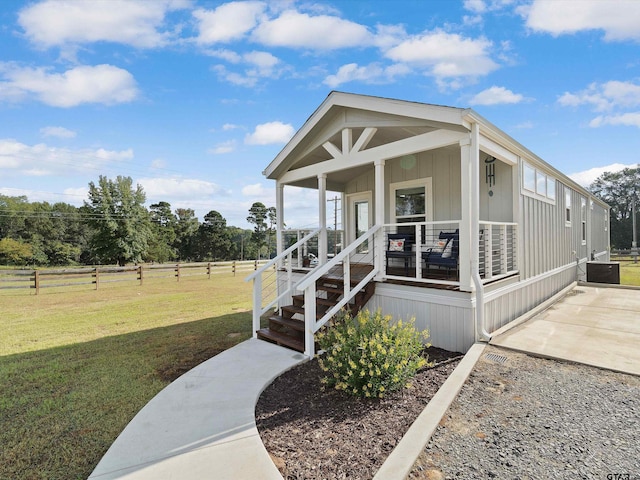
[565,191,571,226]
[522,161,556,202]
[581,197,587,245]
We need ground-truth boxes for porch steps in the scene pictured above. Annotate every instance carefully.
[256,273,376,353]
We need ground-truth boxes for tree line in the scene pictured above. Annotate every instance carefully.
[590,166,640,250]
[0,175,277,267]
[2,167,635,267]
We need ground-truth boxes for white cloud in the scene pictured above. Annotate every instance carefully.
[384,30,498,81]
[208,140,237,154]
[559,80,640,128]
[241,183,271,197]
[558,81,640,112]
[469,86,525,105]
[0,64,138,107]
[245,121,294,145]
[244,50,278,69]
[150,159,167,169]
[0,139,132,176]
[138,177,226,199]
[464,0,487,14]
[222,123,241,131]
[40,126,77,138]
[323,62,410,88]
[252,9,373,49]
[212,65,258,87]
[194,2,265,44]
[523,0,640,42]
[211,50,282,87]
[589,113,640,128]
[18,0,188,49]
[569,163,635,187]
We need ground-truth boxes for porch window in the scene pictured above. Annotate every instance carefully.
[390,179,433,231]
[395,187,425,223]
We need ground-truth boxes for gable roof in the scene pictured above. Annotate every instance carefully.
[263,91,469,180]
[264,91,607,209]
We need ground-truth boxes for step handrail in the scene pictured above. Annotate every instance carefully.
[245,228,321,339]
[244,227,321,282]
[298,225,382,357]
[296,225,380,291]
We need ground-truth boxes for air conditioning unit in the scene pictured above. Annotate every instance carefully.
[586,262,620,284]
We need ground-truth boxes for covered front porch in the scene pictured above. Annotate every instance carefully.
[249,92,521,357]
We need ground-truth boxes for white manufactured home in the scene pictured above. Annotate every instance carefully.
[247,92,610,357]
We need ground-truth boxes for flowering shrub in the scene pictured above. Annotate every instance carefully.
[316,309,432,398]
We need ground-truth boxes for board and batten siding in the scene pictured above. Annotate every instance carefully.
[345,147,514,225]
[519,181,598,280]
[344,148,465,222]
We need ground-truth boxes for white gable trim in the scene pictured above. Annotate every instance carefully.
[280,129,466,184]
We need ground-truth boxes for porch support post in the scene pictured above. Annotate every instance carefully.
[459,137,473,292]
[374,158,385,279]
[276,181,284,268]
[318,173,328,265]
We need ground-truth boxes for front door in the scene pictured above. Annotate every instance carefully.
[347,192,373,263]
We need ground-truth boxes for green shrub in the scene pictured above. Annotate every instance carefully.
[316,309,432,398]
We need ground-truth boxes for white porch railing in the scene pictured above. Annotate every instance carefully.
[479,221,518,281]
[245,228,321,337]
[296,225,381,357]
[383,221,462,287]
[382,220,518,285]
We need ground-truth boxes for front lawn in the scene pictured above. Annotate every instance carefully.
[0,274,254,480]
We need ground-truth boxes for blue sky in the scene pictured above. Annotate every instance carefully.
[1,0,640,229]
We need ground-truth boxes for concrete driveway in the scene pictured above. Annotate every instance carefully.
[490,284,640,376]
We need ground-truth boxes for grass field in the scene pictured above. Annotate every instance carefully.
[2,261,638,480]
[617,260,640,286]
[0,273,255,480]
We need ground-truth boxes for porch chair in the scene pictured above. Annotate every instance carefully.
[385,233,415,276]
[422,229,459,277]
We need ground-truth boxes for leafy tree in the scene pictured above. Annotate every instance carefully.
[84,175,152,266]
[247,202,273,259]
[147,201,177,263]
[173,208,199,261]
[0,237,33,265]
[227,227,253,260]
[590,167,640,249]
[196,210,232,261]
[0,195,29,240]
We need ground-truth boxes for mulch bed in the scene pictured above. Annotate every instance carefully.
[255,347,462,480]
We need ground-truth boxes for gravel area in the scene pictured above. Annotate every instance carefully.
[410,345,640,480]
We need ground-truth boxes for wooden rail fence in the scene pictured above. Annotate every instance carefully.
[0,260,271,294]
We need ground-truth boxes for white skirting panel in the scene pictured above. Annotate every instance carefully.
[366,284,475,354]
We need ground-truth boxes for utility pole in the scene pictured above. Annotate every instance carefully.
[632,200,638,263]
[327,196,340,255]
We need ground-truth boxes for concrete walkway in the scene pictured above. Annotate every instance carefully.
[491,284,640,376]
[89,338,306,480]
